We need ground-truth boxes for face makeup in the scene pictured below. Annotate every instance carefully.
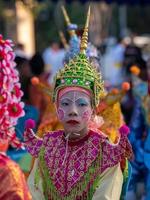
[57,90,93,139]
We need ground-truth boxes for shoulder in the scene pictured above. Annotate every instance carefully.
[43,130,64,145]
[90,129,107,140]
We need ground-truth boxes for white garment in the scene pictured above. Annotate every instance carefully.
[93,163,123,200]
[28,159,123,200]
[42,48,65,83]
[15,49,27,58]
[103,43,125,87]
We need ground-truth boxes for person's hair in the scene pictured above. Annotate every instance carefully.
[29,52,45,75]
[15,56,28,70]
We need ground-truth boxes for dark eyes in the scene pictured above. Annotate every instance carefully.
[60,101,88,107]
[61,102,69,106]
[78,103,88,107]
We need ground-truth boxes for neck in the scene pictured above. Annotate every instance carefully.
[64,127,89,141]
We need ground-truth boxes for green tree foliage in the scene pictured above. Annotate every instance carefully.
[127,5,150,35]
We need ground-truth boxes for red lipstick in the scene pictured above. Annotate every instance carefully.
[66,120,79,125]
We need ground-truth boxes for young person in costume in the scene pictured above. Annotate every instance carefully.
[24,8,133,200]
[29,5,100,139]
[61,6,130,144]
[0,35,31,199]
[28,7,131,180]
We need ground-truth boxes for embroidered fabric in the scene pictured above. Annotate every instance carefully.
[25,129,132,197]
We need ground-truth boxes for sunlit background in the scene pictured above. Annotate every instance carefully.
[0,0,150,57]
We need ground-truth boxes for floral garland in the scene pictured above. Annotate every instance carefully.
[0,34,24,148]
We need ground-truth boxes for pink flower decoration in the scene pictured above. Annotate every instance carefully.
[0,49,6,61]
[12,84,23,99]
[7,102,23,118]
[0,92,7,104]
[0,35,24,148]
[0,107,6,119]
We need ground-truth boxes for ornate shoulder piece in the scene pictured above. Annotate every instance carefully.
[24,119,43,157]
[42,130,64,146]
[117,126,133,159]
[101,125,133,172]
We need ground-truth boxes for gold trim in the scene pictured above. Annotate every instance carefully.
[61,6,75,36]
[80,6,90,54]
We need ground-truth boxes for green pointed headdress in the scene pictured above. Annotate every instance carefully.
[53,7,104,107]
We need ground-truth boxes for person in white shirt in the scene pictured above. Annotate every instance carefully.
[42,41,65,84]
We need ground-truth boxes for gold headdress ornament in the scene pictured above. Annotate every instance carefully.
[53,6,104,107]
[80,6,90,54]
[59,31,69,50]
[61,6,75,36]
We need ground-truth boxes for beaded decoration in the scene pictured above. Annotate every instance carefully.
[53,7,104,107]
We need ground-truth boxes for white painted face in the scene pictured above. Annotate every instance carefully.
[57,90,93,135]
